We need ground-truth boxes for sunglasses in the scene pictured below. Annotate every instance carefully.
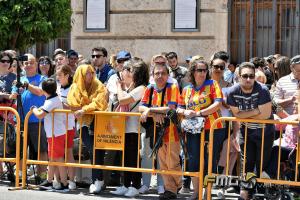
[91,54,104,59]
[195,68,208,73]
[117,59,128,64]
[212,65,225,70]
[241,74,255,79]
[0,60,10,64]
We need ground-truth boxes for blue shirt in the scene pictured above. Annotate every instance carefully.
[0,72,16,94]
[96,64,116,84]
[12,74,46,123]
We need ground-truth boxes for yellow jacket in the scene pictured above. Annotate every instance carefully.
[67,64,108,126]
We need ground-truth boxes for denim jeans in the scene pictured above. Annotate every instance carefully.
[187,128,226,174]
[239,124,275,176]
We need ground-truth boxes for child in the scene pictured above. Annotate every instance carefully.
[56,65,76,190]
[31,78,68,190]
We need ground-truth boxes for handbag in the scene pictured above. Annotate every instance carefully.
[181,116,205,134]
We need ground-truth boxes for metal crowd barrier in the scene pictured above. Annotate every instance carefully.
[21,109,203,192]
[204,117,300,200]
[0,106,21,187]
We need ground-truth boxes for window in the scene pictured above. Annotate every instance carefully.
[84,0,110,32]
[171,0,200,32]
[230,0,300,63]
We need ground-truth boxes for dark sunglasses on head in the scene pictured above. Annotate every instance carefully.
[39,61,50,65]
[92,54,104,59]
[0,59,10,64]
[291,56,300,65]
[195,68,208,73]
[212,64,225,70]
[241,74,255,79]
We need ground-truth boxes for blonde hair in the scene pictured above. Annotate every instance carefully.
[109,54,117,69]
[190,55,204,63]
[255,70,267,84]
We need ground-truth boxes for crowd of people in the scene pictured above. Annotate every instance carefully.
[0,48,299,200]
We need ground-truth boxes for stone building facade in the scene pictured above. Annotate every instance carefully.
[70,0,229,63]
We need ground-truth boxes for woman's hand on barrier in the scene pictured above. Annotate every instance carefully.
[183,110,197,118]
[153,113,165,125]
[74,109,84,118]
[141,108,150,122]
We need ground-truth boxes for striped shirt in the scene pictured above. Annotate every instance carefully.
[60,85,75,130]
[274,73,299,114]
[141,82,181,142]
[179,80,224,130]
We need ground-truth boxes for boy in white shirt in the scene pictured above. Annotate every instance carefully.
[31,78,68,190]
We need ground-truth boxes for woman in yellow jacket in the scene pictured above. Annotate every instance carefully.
[67,64,107,193]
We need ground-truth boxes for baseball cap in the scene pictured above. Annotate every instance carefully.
[116,50,131,61]
[185,56,192,62]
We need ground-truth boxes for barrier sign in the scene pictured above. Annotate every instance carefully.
[94,114,125,150]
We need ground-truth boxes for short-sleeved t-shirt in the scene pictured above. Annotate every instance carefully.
[273,73,299,115]
[41,95,66,138]
[12,74,46,123]
[0,72,16,94]
[227,81,272,129]
[141,82,181,142]
[179,80,224,130]
[126,85,146,133]
[60,85,75,130]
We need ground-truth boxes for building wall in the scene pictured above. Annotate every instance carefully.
[71,0,228,63]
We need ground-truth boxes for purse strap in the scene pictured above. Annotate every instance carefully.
[161,85,167,107]
[148,86,154,107]
[147,84,166,108]
[130,100,141,112]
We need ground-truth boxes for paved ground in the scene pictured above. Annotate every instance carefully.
[0,182,190,200]
[0,180,243,200]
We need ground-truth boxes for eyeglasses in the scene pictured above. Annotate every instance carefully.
[0,60,10,64]
[154,72,168,77]
[212,65,225,70]
[91,54,104,59]
[241,74,255,79]
[195,68,208,73]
